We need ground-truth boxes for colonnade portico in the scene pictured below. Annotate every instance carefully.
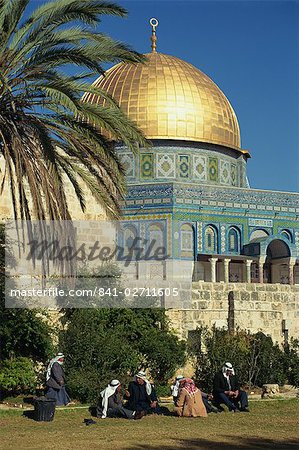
[288,258,297,285]
[203,255,298,284]
[206,256,253,283]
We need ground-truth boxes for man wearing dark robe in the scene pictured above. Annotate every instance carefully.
[45,353,70,406]
[126,371,160,414]
[213,362,249,412]
[97,379,144,419]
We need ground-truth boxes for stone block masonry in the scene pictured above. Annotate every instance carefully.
[167,282,299,343]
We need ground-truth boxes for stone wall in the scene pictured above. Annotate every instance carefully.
[167,282,299,343]
[0,158,107,221]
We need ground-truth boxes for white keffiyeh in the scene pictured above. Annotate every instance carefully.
[100,379,121,419]
[222,362,235,375]
[134,371,152,396]
[170,375,184,398]
[222,362,235,390]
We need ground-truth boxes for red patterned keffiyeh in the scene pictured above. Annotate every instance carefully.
[179,378,198,396]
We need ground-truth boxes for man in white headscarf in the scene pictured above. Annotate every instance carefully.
[45,353,71,406]
[170,375,184,404]
[126,371,160,414]
[97,379,144,419]
[212,362,249,412]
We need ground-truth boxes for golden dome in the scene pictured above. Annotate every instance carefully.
[85,52,243,151]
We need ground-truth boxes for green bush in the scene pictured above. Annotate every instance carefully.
[191,327,287,391]
[155,384,171,398]
[284,338,299,387]
[60,307,186,403]
[0,357,37,395]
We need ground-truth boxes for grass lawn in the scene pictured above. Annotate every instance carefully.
[0,399,298,450]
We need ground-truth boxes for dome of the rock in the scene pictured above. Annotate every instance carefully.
[83,51,243,151]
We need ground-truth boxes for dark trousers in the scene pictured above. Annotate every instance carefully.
[129,401,162,414]
[202,396,214,413]
[214,390,248,411]
[107,406,135,419]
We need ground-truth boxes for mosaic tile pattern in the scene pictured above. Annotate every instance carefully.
[221,225,226,252]
[220,160,230,185]
[118,145,248,188]
[178,155,190,179]
[208,157,218,182]
[120,153,135,178]
[197,222,203,251]
[181,229,193,251]
[140,153,154,179]
[156,153,175,178]
[231,164,237,186]
[193,155,207,181]
[127,183,299,210]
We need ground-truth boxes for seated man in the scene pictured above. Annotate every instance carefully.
[170,374,184,405]
[171,375,218,413]
[126,371,160,414]
[97,379,144,419]
[201,391,221,414]
[174,378,207,418]
[213,362,249,412]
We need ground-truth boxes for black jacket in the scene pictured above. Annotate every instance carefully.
[126,381,157,410]
[213,371,240,395]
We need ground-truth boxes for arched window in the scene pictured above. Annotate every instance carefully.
[249,229,269,242]
[124,225,137,250]
[181,224,193,252]
[281,229,292,242]
[180,223,194,254]
[204,226,217,252]
[228,227,240,252]
[149,222,164,253]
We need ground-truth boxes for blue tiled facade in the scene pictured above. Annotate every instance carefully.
[117,141,299,281]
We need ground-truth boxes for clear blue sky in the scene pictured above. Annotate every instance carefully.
[28,1,299,192]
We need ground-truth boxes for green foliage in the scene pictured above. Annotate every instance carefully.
[60,307,186,403]
[0,307,54,362]
[138,327,186,384]
[0,0,148,222]
[247,332,286,386]
[155,384,171,398]
[191,327,288,391]
[284,338,299,387]
[0,357,36,395]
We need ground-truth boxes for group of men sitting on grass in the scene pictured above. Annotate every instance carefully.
[96,362,249,420]
[45,355,249,418]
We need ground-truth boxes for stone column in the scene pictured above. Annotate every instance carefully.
[245,259,253,283]
[223,258,231,283]
[288,258,296,285]
[258,257,266,283]
[209,257,218,283]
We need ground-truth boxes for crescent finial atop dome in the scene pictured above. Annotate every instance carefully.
[149,18,159,53]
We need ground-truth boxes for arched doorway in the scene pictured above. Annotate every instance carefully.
[265,239,290,283]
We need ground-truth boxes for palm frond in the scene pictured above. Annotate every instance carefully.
[0,0,148,224]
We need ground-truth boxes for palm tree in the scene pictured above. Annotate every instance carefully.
[0,0,147,221]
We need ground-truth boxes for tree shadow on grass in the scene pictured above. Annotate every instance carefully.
[128,437,299,450]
